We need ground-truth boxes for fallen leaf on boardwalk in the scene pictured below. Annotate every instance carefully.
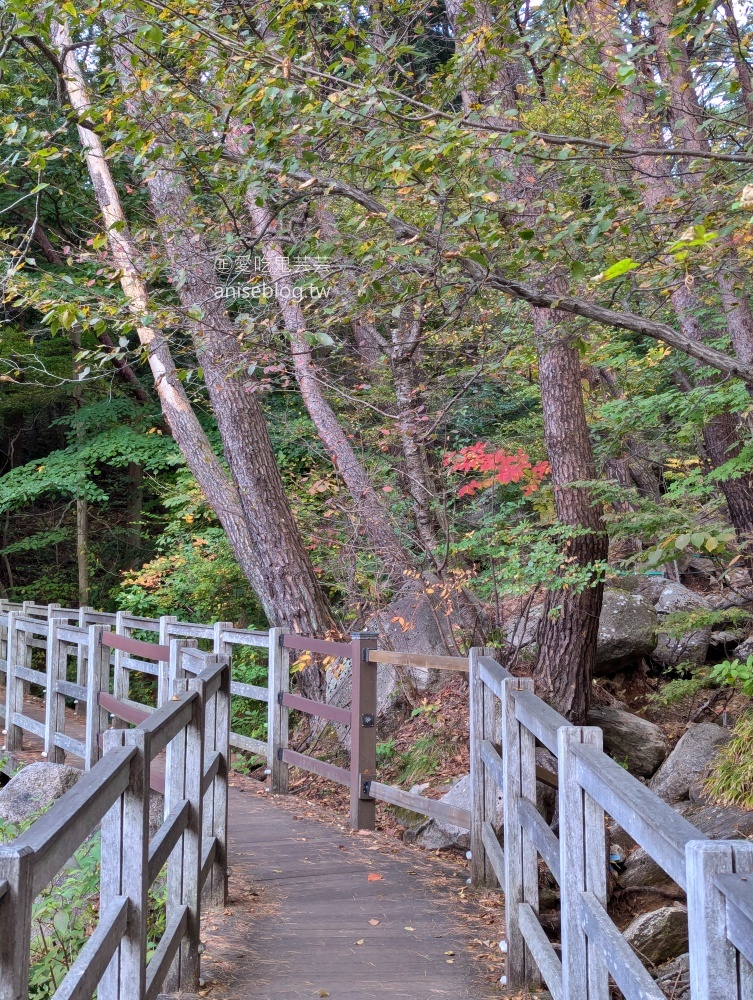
[369,919,380,925]
[318,991,330,997]
[223,909,233,916]
[404,926,415,932]
[445,959,454,964]
[355,939,365,945]
[272,869,283,873]
[367,873,383,881]
[444,951,455,956]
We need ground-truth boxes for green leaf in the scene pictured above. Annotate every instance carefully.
[594,258,639,282]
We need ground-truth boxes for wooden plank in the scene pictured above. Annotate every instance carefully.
[282,634,352,658]
[14,664,47,686]
[468,648,487,885]
[714,872,753,924]
[12,713,45,739]
[230,732,267,755]
[118,655,159,676]
[512,688,569,756]
[164,622,214,640]
[138,691,198,761]
[477,655,511,698]
[481,821,505,885]
[144,904,188,1000]
[13,617,50,636]
[102,632,169,661]
[282,748,350,786]
[55,679,87,700]
[350,633,378,830]
[200,835,217,892]
[281,691,351,725]
[57,625,87,645]
[480,739,504,791]
[578,892,666,1000]
[518,797,560,884]
[725,896,753,967]
[99,691,151,727]
[230,679,269,702]
[518,902,563,1000]
[220,628,269,648]
[268,627,289,794]
[21,746,136,896]
[573,742,701,890]
[0,879,7,902]
[201,750,222,797]
[54,732,86,757]
[0,846,34,1000]
[367,649,468,672]
[687,841,753,999]
[368,780,471,829]
[53,897,129,1000]
[148,800,190,886]
[118,613,160,629]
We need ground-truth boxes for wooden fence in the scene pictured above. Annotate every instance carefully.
[469,650,753,1000]
[0,644,230,1000]
[0,601,274,771]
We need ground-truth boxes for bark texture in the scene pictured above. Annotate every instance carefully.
[534,310,608,723]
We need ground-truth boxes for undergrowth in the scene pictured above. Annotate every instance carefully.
[705,711,753,810]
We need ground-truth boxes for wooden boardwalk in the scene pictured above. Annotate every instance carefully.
[7,699,504,999]
[200,784,504,1000]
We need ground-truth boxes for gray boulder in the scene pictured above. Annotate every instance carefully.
[595,590,659,675]
[0,762,81,827]
[504,604,544,649]
[734,634,753,660]
[654,953,690,999]
[586,706,666,778]
[651,582,712,667]
[649,724,731,804]
[406,774,499,851]
[624,904,688,966]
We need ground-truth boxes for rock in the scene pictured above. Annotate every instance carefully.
[651,582,712,668]
[504,604,544,648]
[734,634,753,660]
[0,762,81,827]
[680,800,753,840]
[595,590,659,674]
[653,953,690,999]
[586,707,666,778]
[406,774,500,851]
[624,904,688,966]
[619,848,675,890]
[649,724,731,804]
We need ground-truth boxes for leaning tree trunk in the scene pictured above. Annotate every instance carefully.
[51,17,336,665]
[534,309,608,723]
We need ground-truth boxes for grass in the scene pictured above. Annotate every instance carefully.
[704,710,753,810]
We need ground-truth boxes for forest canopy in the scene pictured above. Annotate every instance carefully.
[1,0,752,720]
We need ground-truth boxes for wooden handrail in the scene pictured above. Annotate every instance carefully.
[367,649,468,671]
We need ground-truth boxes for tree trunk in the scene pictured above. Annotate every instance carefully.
[70,327,90,605]
[127,461,143,564]
[51,17,336,665]
[242,191,409,586]
[534,309,608,723]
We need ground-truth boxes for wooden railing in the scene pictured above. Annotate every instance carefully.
[468,649,753,1000]
[0,601,274,772]
[0,645,230,1000]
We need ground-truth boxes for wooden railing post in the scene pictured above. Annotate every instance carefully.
[469,646,498,887]
[44,617,66,764]
[74,605,92,715]
[558,726,608,1000]
[85,625,108,769]
[0,844,34,1000]
[166,669,204,992]
[267,627,289,794]
[4,612,23,752]
[164,637,196,813]
[157,616,179,706]
[687,839,753,999]
[199,653,230,908]
[501,675,540,988]
[112,610,128,727]
[349,631,378,831]
[100,726,150,1000]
